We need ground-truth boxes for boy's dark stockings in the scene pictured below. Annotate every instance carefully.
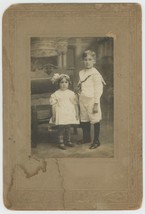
[89,122,100,149]
[80,122,91,143]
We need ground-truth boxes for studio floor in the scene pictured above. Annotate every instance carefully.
[31,121,114,158]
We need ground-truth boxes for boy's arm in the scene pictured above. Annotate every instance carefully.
[93,74,103,113]
[93,74,103,103]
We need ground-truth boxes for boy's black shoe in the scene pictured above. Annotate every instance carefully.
[89,140,100,149]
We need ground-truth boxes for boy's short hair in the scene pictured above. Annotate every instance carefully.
[82,50,96,61]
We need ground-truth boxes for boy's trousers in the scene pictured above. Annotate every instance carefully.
[79,95,102,124]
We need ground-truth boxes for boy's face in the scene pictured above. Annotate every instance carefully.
[59,78,69,91]
[83,55,96,69]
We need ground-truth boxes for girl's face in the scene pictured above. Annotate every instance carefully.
[83,54,96,69]
[59,78,69,91]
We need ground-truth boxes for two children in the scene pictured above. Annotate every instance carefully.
[49,50,105,150]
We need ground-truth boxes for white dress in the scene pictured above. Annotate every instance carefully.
[49,89,79,125]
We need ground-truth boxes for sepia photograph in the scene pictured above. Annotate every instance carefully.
[31,37,114,158]
[3,3,142,210]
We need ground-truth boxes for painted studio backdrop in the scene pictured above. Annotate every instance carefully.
[31,37,114,158]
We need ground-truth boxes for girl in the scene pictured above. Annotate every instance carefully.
[49,73,79,150]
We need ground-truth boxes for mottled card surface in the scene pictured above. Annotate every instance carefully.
[3,3,142,210]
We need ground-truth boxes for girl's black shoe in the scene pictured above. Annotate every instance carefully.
[59,143,66,150]
[66,141,74,147]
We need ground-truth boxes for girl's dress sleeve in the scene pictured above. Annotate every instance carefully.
[49,94,57,105]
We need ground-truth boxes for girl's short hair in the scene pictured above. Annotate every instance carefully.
[51,73,71,85]
[58,74,71,85]
[82,50,96,61]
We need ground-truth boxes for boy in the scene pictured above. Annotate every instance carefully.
[78,50,105,149]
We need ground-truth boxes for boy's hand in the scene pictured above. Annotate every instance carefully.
[93,103,98,114]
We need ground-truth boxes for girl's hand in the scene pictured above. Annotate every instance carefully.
[93,103,98,114]
[52,115,56,123]
[75,114,79,121]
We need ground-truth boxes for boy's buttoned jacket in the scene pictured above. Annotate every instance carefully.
[79,67,105,123]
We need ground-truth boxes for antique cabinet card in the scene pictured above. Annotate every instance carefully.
[3,3,142,210]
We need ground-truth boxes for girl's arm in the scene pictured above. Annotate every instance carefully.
[75,95,79,120]
[93,103,98,114]
[49,94,57,123]
[52,105,56,123]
